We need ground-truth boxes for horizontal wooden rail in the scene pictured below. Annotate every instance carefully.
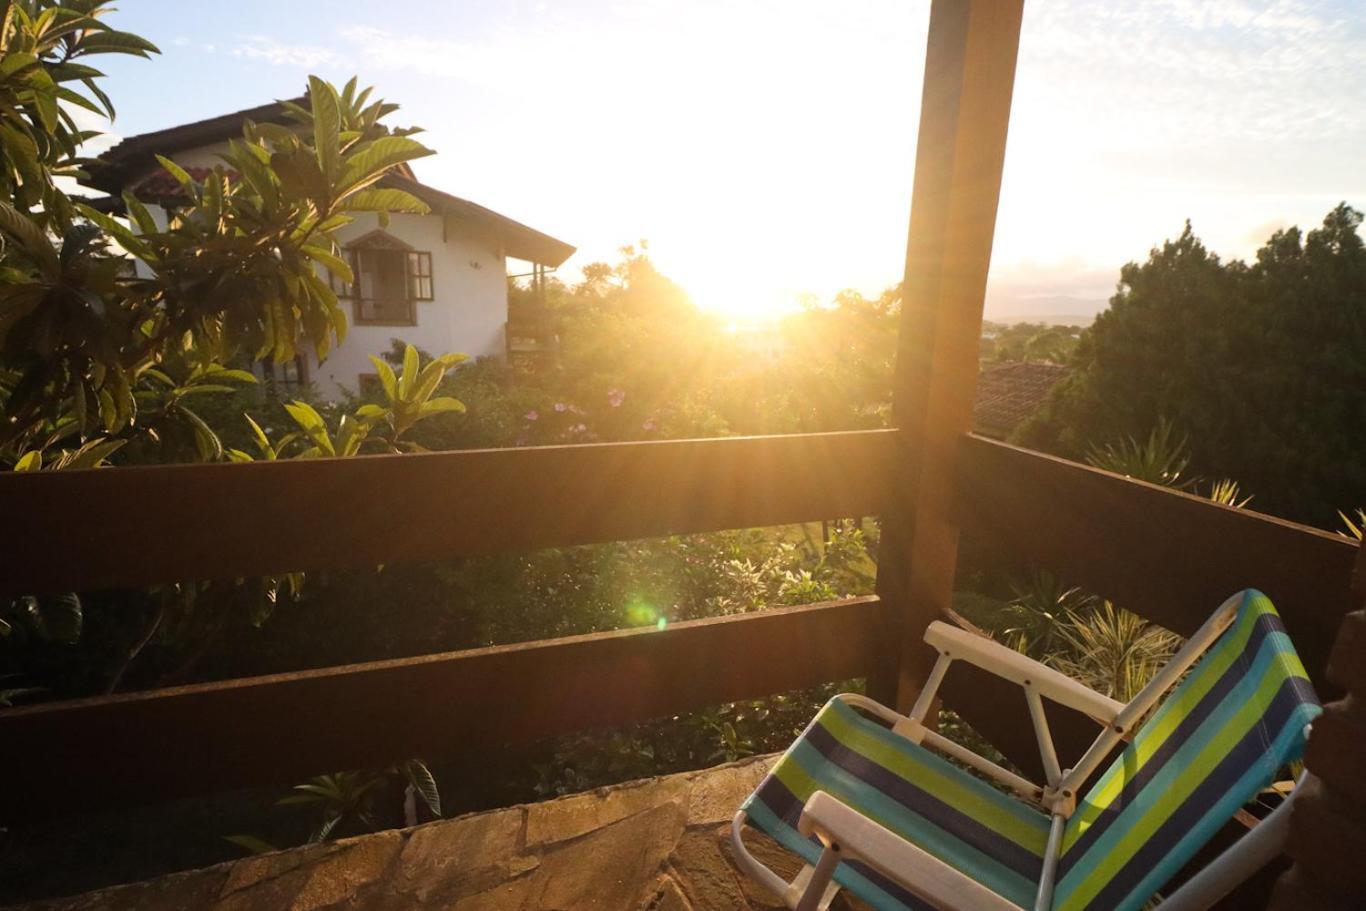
[0,430,895,596]
[0,595,887,821]
[954,434,1361,688]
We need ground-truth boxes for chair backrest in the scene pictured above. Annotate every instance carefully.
[1051,589,1320,911]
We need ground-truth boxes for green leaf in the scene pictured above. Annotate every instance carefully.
[354,403,386,420]
[77,203,142,253]
[342,188,428,216]
[367,355,398,401]
[0,53,40,79]
[74,29,160,57]
[0,199,59,276]
[175,384,238,397]
[284,401,335,456]
[202,367,259,385]
[402,760,442,818]
[245,415,272,451]
[303,244,353,286]
[399,345,419,398]
[418,397,466,417]
[179,408,224,462]
[122,192,159,235]
[337,135,435,194]
[309,75,342,183]
[64,438,126,470]
[14,450,42,471]
[154,154,195,189]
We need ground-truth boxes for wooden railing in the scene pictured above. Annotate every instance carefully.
[0,430,895,596]
[948,434,1360,773]
[0,431,898,821]
[1,429,1357,821]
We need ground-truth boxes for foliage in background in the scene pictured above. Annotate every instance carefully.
[979,321,1082,365]
[1340,508,1363,540]
[1018,207,1366,527]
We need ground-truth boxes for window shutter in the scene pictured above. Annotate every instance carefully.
[328,251,356,298]
[408,251,434,301]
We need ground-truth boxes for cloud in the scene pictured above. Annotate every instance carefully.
[213,1,1365,317]
[232,36,338,68]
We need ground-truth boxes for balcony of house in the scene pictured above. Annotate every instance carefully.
[3,2,1365,910]
[1,427,1361,911]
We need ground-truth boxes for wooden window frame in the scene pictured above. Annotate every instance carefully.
[337,230,435,327]
[357,372,383,397]
[408,251,434,301]
[261,355,310,392]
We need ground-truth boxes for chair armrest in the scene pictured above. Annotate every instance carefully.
[798,791,1024,911]
[925,620,1123,724]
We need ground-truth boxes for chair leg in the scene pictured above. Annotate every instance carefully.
[794,842,843,911]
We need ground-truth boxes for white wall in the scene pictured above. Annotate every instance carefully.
[137,145,511,400]
[314,212,507,399]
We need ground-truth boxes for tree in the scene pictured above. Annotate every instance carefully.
[1018,206,1366,527]
[0,3,436,465]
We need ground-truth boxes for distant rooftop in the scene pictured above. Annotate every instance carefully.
[973,361,1070,439]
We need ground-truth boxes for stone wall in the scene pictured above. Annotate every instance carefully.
[8,755,872,911]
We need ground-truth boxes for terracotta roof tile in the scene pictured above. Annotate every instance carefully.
[134,167,241,200]
[972,362,1070,438]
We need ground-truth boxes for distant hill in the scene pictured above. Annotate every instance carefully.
[984,291,1107,327]
[989,313,1095,327]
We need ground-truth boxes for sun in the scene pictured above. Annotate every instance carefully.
[679,267,805,323]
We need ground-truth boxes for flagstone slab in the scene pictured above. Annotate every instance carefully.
[7,754,874,911]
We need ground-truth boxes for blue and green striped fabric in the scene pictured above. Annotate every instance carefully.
[741,695,1052,910]
[740,590,1319,911]
[1053,589,1320,911]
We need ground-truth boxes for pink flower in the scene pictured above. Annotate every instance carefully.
[524,410,539,421]
[553,402,568,413]
[642,419,658,431]
[608,389,625,407]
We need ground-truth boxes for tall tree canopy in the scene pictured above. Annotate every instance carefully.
[1019,204,1366,527]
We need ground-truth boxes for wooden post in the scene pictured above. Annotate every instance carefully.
[874,0,1024,710]
[1269,540,1366,910]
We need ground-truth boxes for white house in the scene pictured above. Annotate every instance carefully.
[83,95,575,399]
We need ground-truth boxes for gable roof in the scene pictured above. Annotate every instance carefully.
[972,361,1070,439]
[82,95,576,267]
[85,96,308,196]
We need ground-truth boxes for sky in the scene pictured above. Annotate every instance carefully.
[84,0,1366,322]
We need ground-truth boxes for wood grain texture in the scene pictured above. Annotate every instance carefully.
[877,0,1025,710]
[955,434,1360,690]
[0,596,887,821]
[0,430,895,596]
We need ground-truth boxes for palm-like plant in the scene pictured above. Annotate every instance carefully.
[229,759,441,851]
[1046,601,1182,703]
[1206,478,1253,509]
[1001,570,1093,659]
[1086,418,1191,489]
[1339,508,1364,541]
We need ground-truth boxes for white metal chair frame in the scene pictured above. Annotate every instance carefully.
[731,592,1312,911]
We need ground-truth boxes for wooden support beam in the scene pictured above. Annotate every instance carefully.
[1270,544,1366,909]
[0,430,894,596]
[877,0,1025,709]
[0,596,886,821]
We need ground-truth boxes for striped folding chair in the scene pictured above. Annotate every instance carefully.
[731,589,1321,911]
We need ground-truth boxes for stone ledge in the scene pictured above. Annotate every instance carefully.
[5,754,868,911]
